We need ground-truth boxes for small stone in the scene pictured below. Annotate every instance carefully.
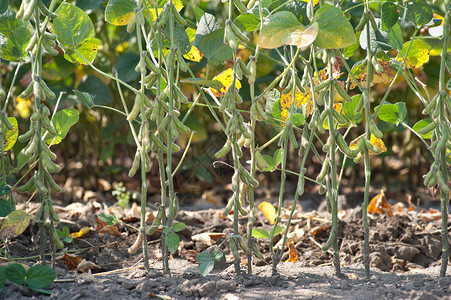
[216,279,235,291]
[370,249,392,271]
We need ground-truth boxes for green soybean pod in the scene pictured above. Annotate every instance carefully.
[215,139,232,158]
[316,159,329,183]
[33,175,49,195]
[417,121,437,135]
[321,227,337,251]
[49,225,64,249]
[436,169,450,193]
[20,83,34,99]
[44,170,62,193]
[127,94,142,121]
[128,150,141,177]
[171,4,187,26]
[222,195,235,217]
[17,177,36,193]
[147,206,163,235]
[48,201,60,222]
[127,13,137,33]
[364,138,382,154]
[368,120,383,139]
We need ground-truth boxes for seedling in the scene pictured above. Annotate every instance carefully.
[0,263,56,295]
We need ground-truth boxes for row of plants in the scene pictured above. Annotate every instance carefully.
[0,0,449,281]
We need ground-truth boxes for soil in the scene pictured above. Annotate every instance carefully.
[2,186,451,300]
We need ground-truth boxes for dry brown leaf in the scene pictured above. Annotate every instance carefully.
[258,201,276,225]
[286,242,298,262]
[99,225,121,237]
[58,253,83,270]
[95,216,107,231]
[309,224,331,236]
[418,209,442,222]
[77,259,101,273]
[122,202,140,222]
[368,191,392,215]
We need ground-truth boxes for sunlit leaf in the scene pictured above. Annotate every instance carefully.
[183,45,203,62]
[45,108,80,146]
[252,228,269,239]
[350,134,387,156]
[146,0,183,22]
[399,40,430,69]
[280,87,313,121]
[105,0,137,26]
[285,242,298,262]
[0,26,32,62]
[343,95,363,124]
[258,201,276,225]
[3,117,18,151]
[167,232,180,253]
[313,5,356,49]
[381,2,399,31]
[258,11,303,49]
[349,59,395,89]
[234,13,260,32]
[63,37,100,65]
[70,227,91,239]
[406,0,432,26]
[210,68,241,97]
[286,22,318,49]
[0,9,26,36]
[413,119,434,139]
[0,210,31,240]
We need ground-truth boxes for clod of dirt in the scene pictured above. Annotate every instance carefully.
[370,248,393,271]
[392,245,421,261]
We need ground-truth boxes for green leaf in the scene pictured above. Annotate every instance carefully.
[234,13,260,32]
[172,222,185,232]
[446,78,451,91]
[76,0,103,12]
[0,183,11,198]
[105,0,137,25]
[199,260,214,277]
[98,213,116,225]
[3,117,18,151]
[0,266,5,292]
[73,90,95,109]
[180,78,223,91]
[386,23,403,50]
[394,102,407,124]
[413,119,434,139]
[26,265,56,289]
[343,95,363,124]
[343,31,360,58]
[271,99,282,121]
[252,228,269,239]
[0,9,25,36]
[197,28,229,61]
[291,113,305,126]
[194,165,213,182]
[0,1,8,14]
[0,26,32,62]
[0,210,31,240]
[273,148,283,168]
[193,6,205,23]
[375,103,398,124]
[0,199,14,218]
[193,12,221,48]
[211,250,223,262]
[53,3,95,48]
[381,2,399,31]
[406,0,432,26]
[258,11,303,49]
[45,108,79,145]
[196,250,212,263]
[5,263,26,285]
[115,52,140,83]
[63,37,100,65]
[166,232,180,253]
[270,225,284,237]
[262,155,275,172]
[313,5,356,49]
[78,75,113,105]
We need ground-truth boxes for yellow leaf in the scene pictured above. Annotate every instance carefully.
[370,134,387,154]
[16,96,32,119]
[399,40,430,69]
[70,227,91,239]
[0,210,31,239]
[258,201,276,225]
[3,117,18,151]
[350,59,395,89]
[210,68,241,97]
[183,45,203,62]
[302,0,319,5]
[280,87,313,121]
[147,0,183,22]
[349,134,387,156]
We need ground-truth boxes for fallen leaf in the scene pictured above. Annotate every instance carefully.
[258,201,276,225]
[77,259,101,273]
[192,232,226,246]
[309,224,331,236]
[122,202,140,222]
[418,209,442,222]
[58,253,83,270]
[274,225,304,250]
[70,227,91,239]
[95,216,107,231]
[286,242,298,262]
[99,225,121,237]
[368,191,392,215]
